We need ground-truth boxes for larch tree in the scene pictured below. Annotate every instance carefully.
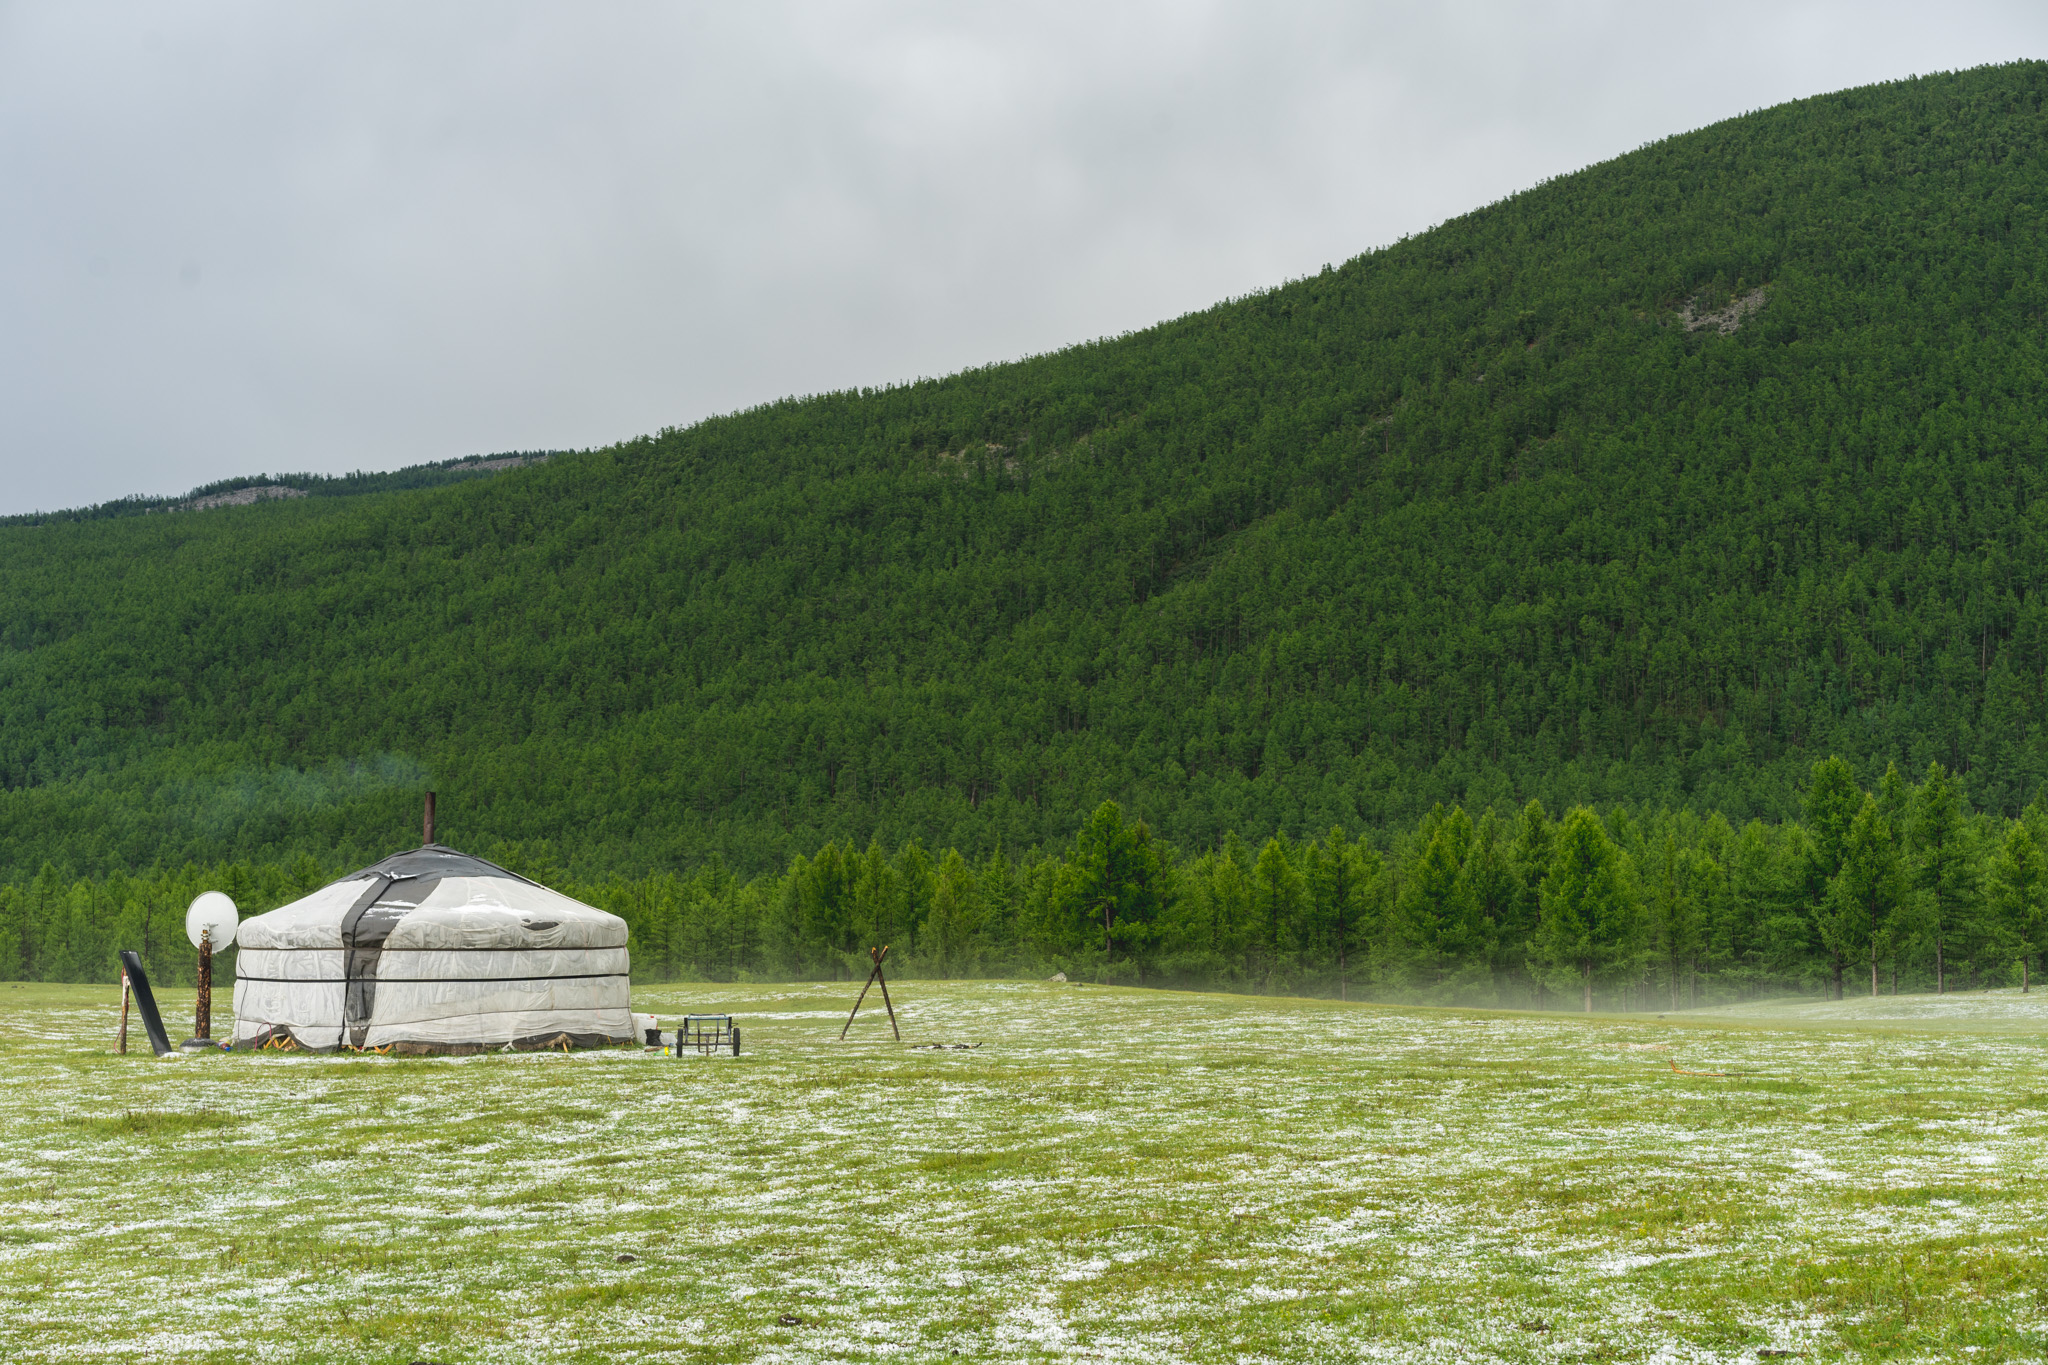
[1055,800,1167,976]
[1910,764,1977,995]
[1986,822,2046,993]
[1648,831,1711,1011]
[1391,807,1479,997]
[1250,838,1311,992]
[1802,756,1865,999]
[1824,795,1904,997]
[927,849,983,977]
[1506,800,1555,1002]
[1673,847,1723,1008]
[1532,806,1641,1012]
[1301,829,1379,1001]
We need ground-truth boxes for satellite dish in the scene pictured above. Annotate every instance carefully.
[186,892,238,950]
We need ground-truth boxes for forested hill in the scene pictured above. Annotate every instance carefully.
[5,63,2048,882]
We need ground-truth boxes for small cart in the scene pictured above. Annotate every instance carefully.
[674,1015,740,1056]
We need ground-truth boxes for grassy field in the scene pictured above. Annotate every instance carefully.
[3,980,2046,1363]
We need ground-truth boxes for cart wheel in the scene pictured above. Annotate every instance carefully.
[731,1027,741,1057]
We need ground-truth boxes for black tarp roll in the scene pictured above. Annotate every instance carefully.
[118,950,173,1057]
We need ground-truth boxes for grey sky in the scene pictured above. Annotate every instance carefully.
[2,2,2043,515]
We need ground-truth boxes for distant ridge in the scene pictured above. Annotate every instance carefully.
[2,451,563,526]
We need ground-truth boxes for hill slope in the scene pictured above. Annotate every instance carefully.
[5,64,2048,879]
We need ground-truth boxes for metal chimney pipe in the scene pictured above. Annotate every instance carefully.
[424,790,436,847]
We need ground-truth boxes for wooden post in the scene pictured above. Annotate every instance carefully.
[838,946,899,1041]
[839,964,880,1040]
[873,946,901,1042]
[117,972,131,1055]
[195,929,212,1040]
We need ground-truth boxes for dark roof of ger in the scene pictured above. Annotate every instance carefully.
[341,843,542,887]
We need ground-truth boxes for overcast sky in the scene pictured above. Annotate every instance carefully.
[1,2,2043,515]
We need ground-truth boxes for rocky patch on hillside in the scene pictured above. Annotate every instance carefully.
[185,485,309,511]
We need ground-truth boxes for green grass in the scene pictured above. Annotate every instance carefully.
[4,980,2048,1362]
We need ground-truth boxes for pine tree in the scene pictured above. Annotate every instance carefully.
[1464,814,1519,1005]
[1876,762,1911,837]
[1301,829,1378,1000]
[1055,801,1167,978]
[1825,796,1904,998]
[1648,830,1709,1011]
[1874,762,1914,991]
[797,842,856,978]
[1251,839,1310,993]
[1673,847,1723,1008]
[1910,764,1977,995]
[1532,807,1641,1012]
[1986,822,2046,993]
[927,849,983,977]
[1802,757,1865,999]
[0,887,21,982]
[1506,800,1554,1001]
[1391,807,1479,997]
[977,841,1016,961]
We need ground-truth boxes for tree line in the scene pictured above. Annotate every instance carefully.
[9,759,2044,1012]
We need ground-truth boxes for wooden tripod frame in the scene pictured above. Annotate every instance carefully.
[838,945,900,1041]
